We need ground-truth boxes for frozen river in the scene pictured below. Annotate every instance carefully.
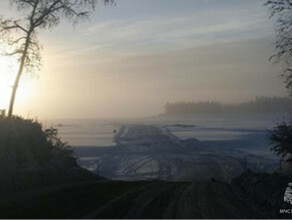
[42,113,285,180]
[74,124,279,181]
[46,113,284,159]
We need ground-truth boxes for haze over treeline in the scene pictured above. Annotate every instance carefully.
[164,96,292,115]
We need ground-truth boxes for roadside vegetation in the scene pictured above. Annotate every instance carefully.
[0,115,99,195]
[265,0,292,168]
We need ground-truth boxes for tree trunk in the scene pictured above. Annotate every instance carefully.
[7,35,30,118]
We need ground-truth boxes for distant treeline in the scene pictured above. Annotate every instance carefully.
[164,97,292,115]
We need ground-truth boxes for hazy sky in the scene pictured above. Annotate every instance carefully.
[0,0,287,119]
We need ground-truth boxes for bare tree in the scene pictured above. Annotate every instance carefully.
[0,0,113,117]
[265,0,292,93]
[265,1,292,165]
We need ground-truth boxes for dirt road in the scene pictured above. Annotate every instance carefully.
[83,181,264,219]
[1,173,290,219]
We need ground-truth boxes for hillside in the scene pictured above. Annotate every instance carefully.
[0,116,101,195]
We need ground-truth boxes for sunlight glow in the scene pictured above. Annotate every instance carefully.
[0,47,34,112]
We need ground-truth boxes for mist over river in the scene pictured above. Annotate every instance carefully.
[45,113,287,159]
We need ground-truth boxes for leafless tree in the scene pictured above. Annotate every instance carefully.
[0,0,113,117]
[265,0,292,93]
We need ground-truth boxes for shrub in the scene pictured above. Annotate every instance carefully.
[0,116,97,193]
[269,121,292,163]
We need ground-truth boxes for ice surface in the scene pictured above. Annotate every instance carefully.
[47,114,284,180]
[48,113,283,147]
[74,119,280,180]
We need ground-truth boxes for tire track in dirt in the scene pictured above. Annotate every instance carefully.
[84,181,266,219]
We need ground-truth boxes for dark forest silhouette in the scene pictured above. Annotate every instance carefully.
[164,96,292,115]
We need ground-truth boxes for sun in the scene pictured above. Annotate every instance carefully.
[0,51,33,112]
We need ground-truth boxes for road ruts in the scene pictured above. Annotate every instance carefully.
[84,181,267,219]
